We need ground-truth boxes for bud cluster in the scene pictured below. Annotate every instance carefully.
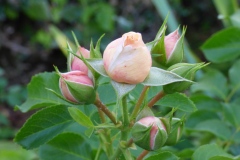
[59,47,96,104]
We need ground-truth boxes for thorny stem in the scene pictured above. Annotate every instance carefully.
[148,91,165,108]
[130,86,150,120]
[136,150,149,160]
[94,94,117,125]
[110,96,132,160]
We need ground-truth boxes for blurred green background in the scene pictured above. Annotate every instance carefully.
[0,0,226,159]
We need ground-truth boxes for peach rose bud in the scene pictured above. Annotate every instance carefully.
[71,47,90,74]
[131,116,168,151]
[59,71,95,104]
[103,32,152,84]
[164,29,180,59]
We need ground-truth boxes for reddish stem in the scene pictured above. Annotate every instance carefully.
[148,91,165,108]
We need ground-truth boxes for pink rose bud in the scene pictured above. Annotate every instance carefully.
[164,29,180,59]
[131,116,168,151]
[103,32,152,84]
[71,47,90,74]
[59,71,95,104]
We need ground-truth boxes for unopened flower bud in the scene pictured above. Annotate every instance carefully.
[71,47,90,74]
[164,30,180,59]
[165,118,184,146]
[59,71,95,104]
[163,63,206,93]
[131,116,168,151]
[151,28,185,67]
[103,32,152,84]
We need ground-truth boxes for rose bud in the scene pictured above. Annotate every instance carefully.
[163,62,207,93]
[131,116,168,151]
[165,118,184,146]
[103,32,152,84]
[59,71,96,104]
[70,47,90,74]
[164,29,180,59]
[151,28,185,67]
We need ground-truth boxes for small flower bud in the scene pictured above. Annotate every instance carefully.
[103,32,152,84]
[71,47,90,74]
[165,118,184,146]
[151,28,185,67]
[59,71,95,104]
[163,63,206,93]
[131,116,168,151]
[164,29,180,59]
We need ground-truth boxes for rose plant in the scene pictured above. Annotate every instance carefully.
[14,18,207,160]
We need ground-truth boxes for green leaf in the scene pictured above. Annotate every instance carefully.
[0,141,37,160]
[177,149,194,159]
[210,156,234,160]
[111,80,136,99]
[142,67,191,86]
[156,92,197,112]
[186,110,220,128]
[86,59,108,77]
[97,82,116,105]
[192,119,231,140]
[84,127,94,138]
[192,143,232,160]
[223,103,240,127]
[39,132,91,160]
[190,94,223,111]
[96,3,115,31]
[146,151,179,160]
[229,59,240,92]
[201,27,240,63]
[15,105,73,149]
[191,69,228,100]
[17,72,75,112]
[24,0,50,20]
[68,107,94,128]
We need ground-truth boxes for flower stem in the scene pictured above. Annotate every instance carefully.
[97,108,106,123]
[94,94,117,125]
[130,86,149,120]
[122,95,129,128]
[148,91,165,108]
[136,150,149,160]
[110,96,132,160]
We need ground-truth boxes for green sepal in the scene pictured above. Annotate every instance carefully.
[151,26,167,65]
[136,107,155,121]
[132,118,168,151]
[86,59,108,77]
[67,49,98,85]
[163,62,208,93]
[90,34,105,58]
[159,117,171,134]
[66,81,96,104]
[165,117,184,146]
[67,41,74,72]
[142,67,192,86]
[131,123,153,151]
[146,14,168,51]
[54,66,96,104]
[166,27,187,66]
